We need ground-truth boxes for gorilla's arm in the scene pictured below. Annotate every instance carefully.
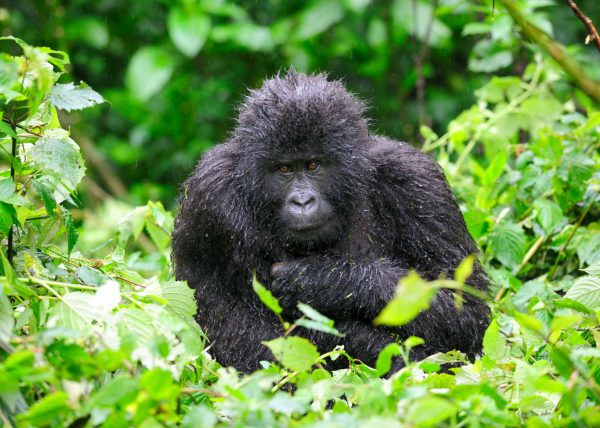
[270,256,488,357]
[270,256,406,321]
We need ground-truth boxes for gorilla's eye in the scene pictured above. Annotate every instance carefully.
[278,164,291,174]
[306,161,320,171]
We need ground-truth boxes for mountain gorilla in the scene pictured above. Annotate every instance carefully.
[172,71,490,373]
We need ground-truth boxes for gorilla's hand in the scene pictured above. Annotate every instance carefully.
[268,256,405,321]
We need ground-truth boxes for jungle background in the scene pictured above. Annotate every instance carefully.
[0,0,599,426]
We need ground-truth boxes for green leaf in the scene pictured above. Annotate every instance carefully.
[295,319,343,336]
[143,279,197,318]
[564,275,600,310]
[76,266,109,287]
[296,303,343,336]
[125,46,175,101]
[252,274,282,315]
[407,397,458,427]
[0,201,15,235]
[263,336,319,372]
[141,368,179,401]
[49,82,105,111]
[0,120,16,138]
[62,208,79,256]
[49,292,97,334]
[455,255,475,284]
[168,7,211,58]
[182,405,217,428]
[0,292,14,343]
[483,319,507,361]
[87,376,139,408]
[119,307,155,348]
[375,342,402,376]
[577,229,600,267]
[17,391,70,426]
[294,0,344,41]
[392,0,451,47]
[33,179,57,217]
[0,178,14,202]
[482,151,507,186]
[536,199,563,234]
[374,272,435,326]
[297,302,333,325]
[30,134,86,203]
[489,222,527,270]
[582,261,600,276]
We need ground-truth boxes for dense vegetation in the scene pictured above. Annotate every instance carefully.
[0,1,599,426]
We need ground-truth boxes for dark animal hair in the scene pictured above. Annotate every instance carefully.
[172,71,490,373]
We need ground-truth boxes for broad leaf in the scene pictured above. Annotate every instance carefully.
[49,82,104,111]
[263,336,319,373]
[167,8,211,58]
[374,272,435,326]
[29,134,86,203]
[126,46,175,101]
[489,222,527,270]
[564,276,600,310]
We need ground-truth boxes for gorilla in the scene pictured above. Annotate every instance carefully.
[172,71,490,373]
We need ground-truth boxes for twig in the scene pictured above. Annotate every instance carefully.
[497,0,600,103]
[7,132,16,265]
[564,0,600,52]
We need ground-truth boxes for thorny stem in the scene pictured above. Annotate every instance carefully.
[564,0,600,52]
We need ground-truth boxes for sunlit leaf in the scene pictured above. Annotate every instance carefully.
[168,7,211,58]
[263,336,319,372]
[374,272,435,326]
[125,46,175,101]
[49,82,105,111]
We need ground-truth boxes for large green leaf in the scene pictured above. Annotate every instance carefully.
[565,276,600,310]
[125,46,175,101]
[407,397,458,427]
[168,7,211,58]
[536,199,563,234]
[488,222,527,270]
[374,272,435,326]
[49,292,98,334]
[143,278,197,319]
[49,82,105,111]
[263,336,319,372]
[29,133,86,203]
[294,0,344,41]
[483,319,507,361]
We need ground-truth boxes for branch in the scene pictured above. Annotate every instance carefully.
[565,0,600,52]
[497,0,600,103]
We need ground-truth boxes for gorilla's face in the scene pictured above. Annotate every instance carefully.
[264,152,344,253]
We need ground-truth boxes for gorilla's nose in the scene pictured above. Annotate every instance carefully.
[288,192,317,216]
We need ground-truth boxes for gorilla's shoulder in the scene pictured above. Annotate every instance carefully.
[178,141,245,222]
[367,136,446,183]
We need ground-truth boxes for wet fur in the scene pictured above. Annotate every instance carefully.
[172,72,490,373]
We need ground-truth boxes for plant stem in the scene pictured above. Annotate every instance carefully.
[7,132,17,265]
[498,0,600,102]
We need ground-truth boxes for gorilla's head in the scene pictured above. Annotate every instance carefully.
[232,71,373,254]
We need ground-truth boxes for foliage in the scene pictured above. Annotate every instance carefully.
[1,3,600,427]
[3,0,599,204]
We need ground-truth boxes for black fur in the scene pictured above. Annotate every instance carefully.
[172,71,490,373]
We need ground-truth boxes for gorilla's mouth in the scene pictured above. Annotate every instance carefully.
[288,222,327,233]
